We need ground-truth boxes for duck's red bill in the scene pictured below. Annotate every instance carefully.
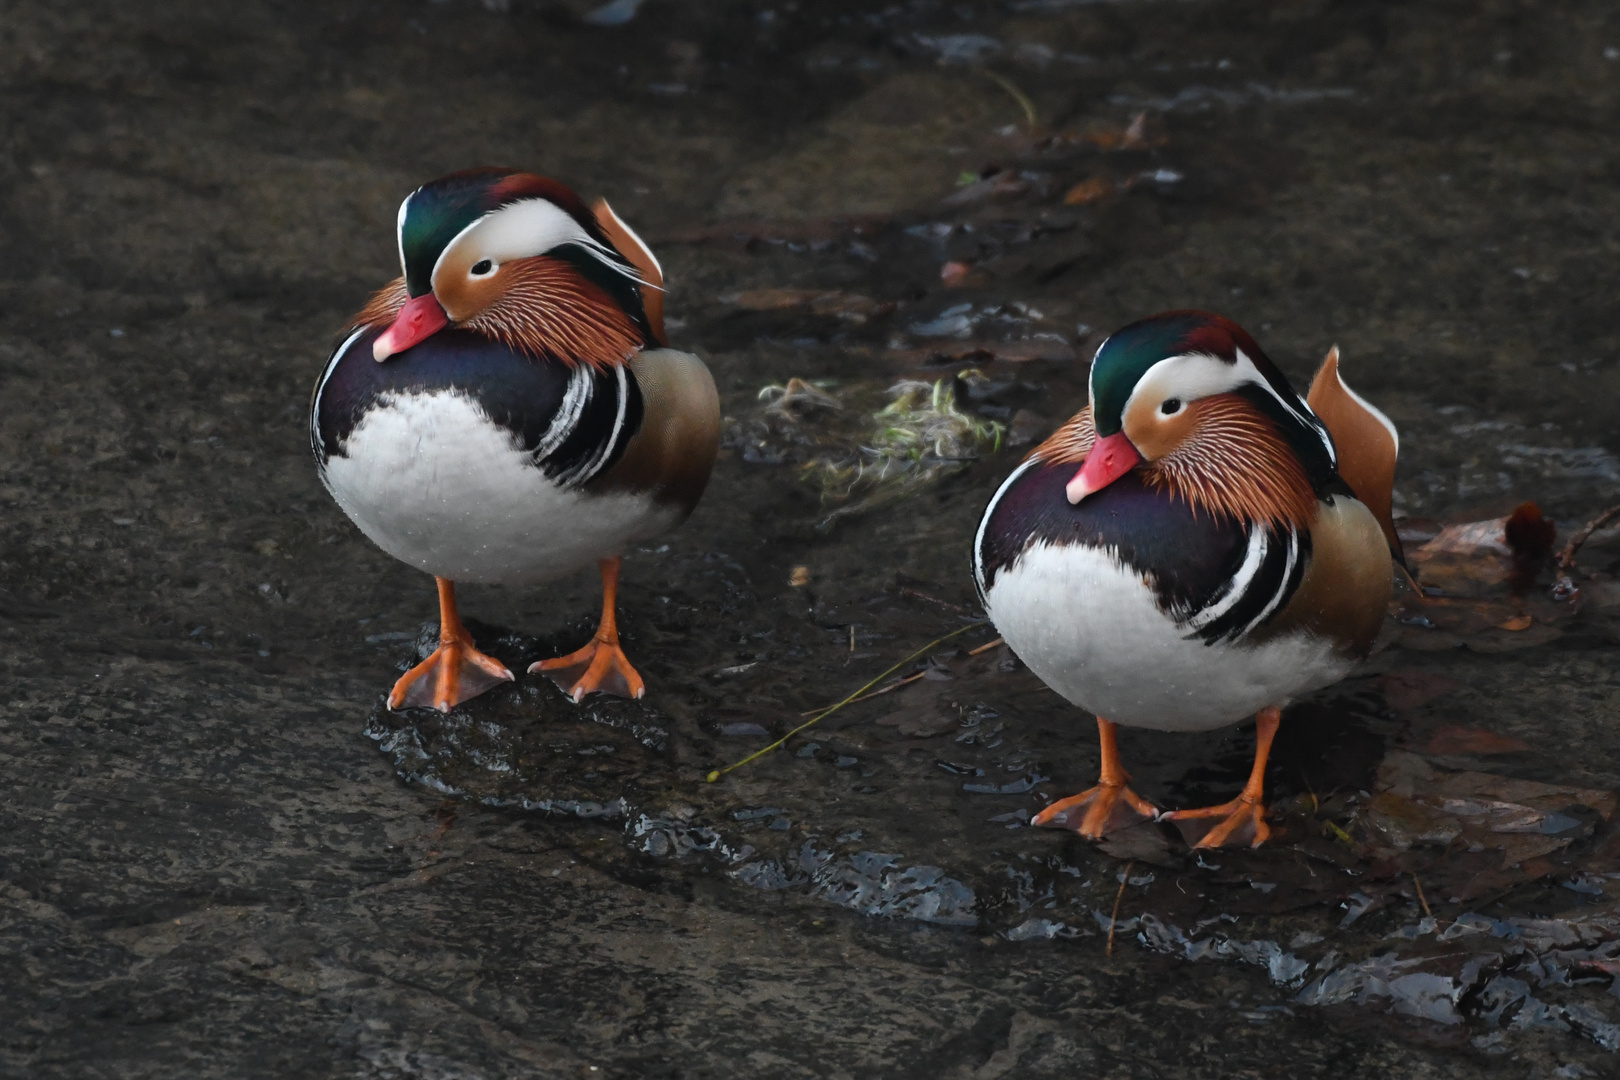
[373,294,448,361]
[1066,432,1141,504]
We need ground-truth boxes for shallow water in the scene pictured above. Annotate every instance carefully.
[4,1,1620,1076]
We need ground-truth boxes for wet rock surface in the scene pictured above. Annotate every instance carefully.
[5,0,1620,1076]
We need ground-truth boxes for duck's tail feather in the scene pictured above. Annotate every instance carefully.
[1307,346,1404,565]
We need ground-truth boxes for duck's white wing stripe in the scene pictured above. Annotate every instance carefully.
[1241,528,1299,636]
[1183,526,1267,631]
[533,365,595,462]
[559,362,632,487]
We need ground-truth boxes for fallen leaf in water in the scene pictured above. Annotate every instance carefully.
[1363,791,1463,850]
[1420,519,1513,558]
[1380,671,1463,711]
[941,171,1028,207]
[938,260,990,289]
[1504,502,1557,559]
[722,289,894,323]
[1433,772,1615,821]
[1063,176,1115,204]
[1079,112,1166,151]
[1095,822,1181,868]
[1423,726,1531,756]
[811,293,895,321]
[1363,752,1607,873]
[1393,503,1577,650]
[1410,502,1556,595]
[723,287,827,310]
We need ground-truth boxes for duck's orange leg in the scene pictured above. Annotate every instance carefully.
[1163,706,1280,849]
[530,557,646,703]
[1032,717,1159,838]
[389,578,514,712]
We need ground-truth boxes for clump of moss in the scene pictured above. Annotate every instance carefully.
[727,374,1006,526]
[800,378,1004,527]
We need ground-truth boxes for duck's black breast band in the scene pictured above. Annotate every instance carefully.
[312,327,643,488]
[975,462,1311,644]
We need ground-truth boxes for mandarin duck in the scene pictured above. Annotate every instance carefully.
[973,311,1401,848]
[312,168,719,711]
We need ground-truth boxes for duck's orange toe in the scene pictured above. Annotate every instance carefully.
[389,641,513,712]
[1163,797,1271,849]
[1032,782,1159,839]
[530,639,646,703]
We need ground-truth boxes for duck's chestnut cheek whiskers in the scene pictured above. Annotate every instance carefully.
[1065,432,1141,504]
[373,293,450,361]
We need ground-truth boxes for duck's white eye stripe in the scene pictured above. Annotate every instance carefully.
[396,190,417,277]
[431,198,652,293]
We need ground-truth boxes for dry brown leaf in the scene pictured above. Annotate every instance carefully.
[1380,671,1462,711]
[940,171,1027,207]
[1423,726,1531,756]
[1363,791,1463,851]
[1431,771,1616,820]
[722,288,828,310]
[1496,614,1533,631]
[721,289,893,323]
[1063,176,1114,205]
[1080,112,1168,151]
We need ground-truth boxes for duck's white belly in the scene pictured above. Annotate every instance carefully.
[319,391,678,584]
[984,541,1354,732]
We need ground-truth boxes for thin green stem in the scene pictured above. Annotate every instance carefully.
[704,622,987,783]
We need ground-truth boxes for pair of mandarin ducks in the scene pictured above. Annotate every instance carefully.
[312,168,1400,850]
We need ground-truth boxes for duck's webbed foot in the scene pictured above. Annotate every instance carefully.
[389,578,513,712]
[1163,796,1270,849]
[1032,781,1159,838]
[1031,716,1159,839]
[532,637,646,703]
[529,556,647,703]
[1162,705,1283,849]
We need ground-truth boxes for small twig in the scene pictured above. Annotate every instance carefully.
[1411,872,1433,919]
[1558,504,1620,571]
[708,622,988,782]
[799,670,925,715]
[1107,860,1135,958]
[899,587,969,614]
[983,69,1038,135]
[800,637,1004,715]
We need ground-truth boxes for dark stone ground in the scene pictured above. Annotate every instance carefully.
[4,1,1620,1076]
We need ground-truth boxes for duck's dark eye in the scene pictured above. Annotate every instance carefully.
[471,259,494,276]
[1160,397,1183,416]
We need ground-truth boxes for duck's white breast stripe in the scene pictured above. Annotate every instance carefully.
[1183,525,1267,631]
[974,456,1039,600]
[312,327,368,458]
